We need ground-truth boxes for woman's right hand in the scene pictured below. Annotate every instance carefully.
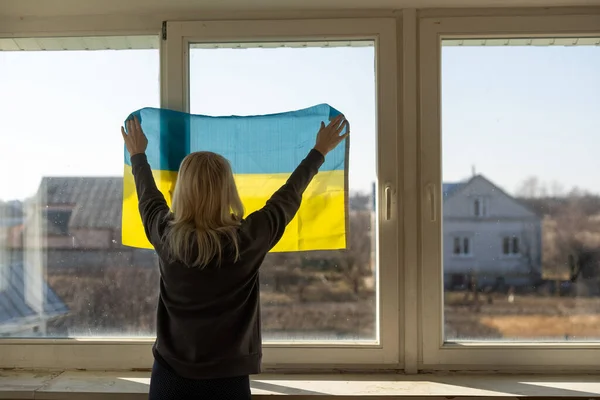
[313,114,349,156]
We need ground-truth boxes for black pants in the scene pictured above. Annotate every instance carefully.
[148,359,251,400]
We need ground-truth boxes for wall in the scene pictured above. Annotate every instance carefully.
[443,220,540,275]
[71,229,113,249]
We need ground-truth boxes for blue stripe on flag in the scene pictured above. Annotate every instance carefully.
[123,104,346,174]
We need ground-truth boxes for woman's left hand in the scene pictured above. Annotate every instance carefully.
[121,116,148,156]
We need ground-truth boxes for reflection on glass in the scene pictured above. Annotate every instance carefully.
[0,40,160,337]
[189,43,377,341]
[442,39,600,341]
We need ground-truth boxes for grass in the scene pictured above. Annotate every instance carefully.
[445,292,600,340]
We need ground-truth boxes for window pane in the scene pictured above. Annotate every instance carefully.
[463,237,470,255]
[503,237,510,255]
[512,237,520,254]
[454,237,461,254]
[189,43,377,342]
[442,38,600,341]
[0,37,160,337]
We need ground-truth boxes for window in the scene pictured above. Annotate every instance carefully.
[5,13,598,375]
[453,236,471,256]
[473,197,488,217]
[0,19,398,370]
[441,37,600,342]
[0,35,160,340]
[420,14,600,370]
[190,42,378,342]
[502,236,520,256]
[166,18,398,366]
[44,209,72,236]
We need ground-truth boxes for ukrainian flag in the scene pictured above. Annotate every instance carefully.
[122,104,348,252]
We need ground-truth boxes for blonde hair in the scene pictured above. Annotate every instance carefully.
[163,151,244,268]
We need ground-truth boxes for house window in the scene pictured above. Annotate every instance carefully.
[502,236,520,255]
[473,197,487,217]
[43,210,72,236]
[453,236,471,256]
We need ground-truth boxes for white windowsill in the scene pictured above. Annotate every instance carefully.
[2,370,600,399]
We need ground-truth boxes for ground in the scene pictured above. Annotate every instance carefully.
[445,292,600,340]
[45,267,600,341]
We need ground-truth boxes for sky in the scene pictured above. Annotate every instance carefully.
[442,44,600,196]
[0,42,598,201]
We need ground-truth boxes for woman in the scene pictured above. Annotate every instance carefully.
[121,114,349,400]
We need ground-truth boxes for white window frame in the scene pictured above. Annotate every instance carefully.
[420,13,600,371]
[165,18,400,369]
[0,18,401,371]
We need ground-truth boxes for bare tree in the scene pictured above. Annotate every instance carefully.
[349,192,371,211]
[517,176,544,199]
[517,176,566,200]
[336,210,372,296]
[539,193,600,289]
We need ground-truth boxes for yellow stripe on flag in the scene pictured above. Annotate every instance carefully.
[122,165,346,252]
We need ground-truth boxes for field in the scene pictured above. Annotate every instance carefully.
[445,292,600,340]
[46,266,600,341]
[261,290,600,341]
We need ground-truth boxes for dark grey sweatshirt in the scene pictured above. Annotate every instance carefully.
[130,149,324,380]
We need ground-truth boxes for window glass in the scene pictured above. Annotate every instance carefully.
[454,237,461,254]
[502,237,511,255]
[443,38,600,341]
[0,36,160,337]
[189,43,377,342]
[512,237,520,254]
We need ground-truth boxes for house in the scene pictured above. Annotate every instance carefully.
[443,175,542,290]
[25,177,158,272]
[0,202,68,337]
[0,177,160,336]
[1,177,159,336]
[34,177,124,250]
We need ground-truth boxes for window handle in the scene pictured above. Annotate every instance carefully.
[426,183,437,222]
[384,184,393,221]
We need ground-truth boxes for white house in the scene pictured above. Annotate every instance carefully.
[443,175,542,290]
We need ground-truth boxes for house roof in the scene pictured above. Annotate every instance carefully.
[0,262,69,325]
[443,174,539,217]
[443,182,466,198]
[443,175,507,201]
[37,177,122,230]
[0,201,24,228]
